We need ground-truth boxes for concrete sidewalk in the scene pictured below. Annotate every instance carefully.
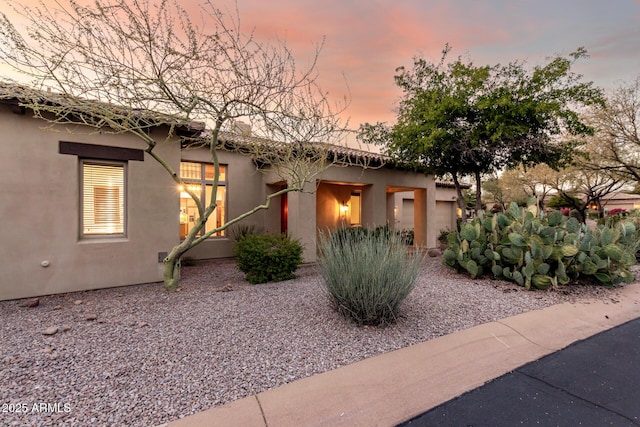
[163,282,640,427]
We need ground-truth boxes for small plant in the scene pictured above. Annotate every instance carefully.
[399,228,415,246]
[437,229,452,247]
[179,256,197,267]
[318,229,421,326]
[229,223,265,241]
[233,234,303,284]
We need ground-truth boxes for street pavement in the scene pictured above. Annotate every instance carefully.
[399,318,640,427]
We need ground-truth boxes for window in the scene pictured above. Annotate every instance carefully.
[81,161,126,236]
[179,162,227,238]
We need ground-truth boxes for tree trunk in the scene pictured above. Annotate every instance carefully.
[452,173,467,223]
[162,243,191,290]
[577,207,587,224]
[474,170,482,215]
[163,255,181,291]
[596,200,605,218]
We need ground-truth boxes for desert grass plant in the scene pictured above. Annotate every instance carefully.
[318,228,421,326]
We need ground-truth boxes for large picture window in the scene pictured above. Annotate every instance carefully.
[81,161,126,236]
[179,162,226,238]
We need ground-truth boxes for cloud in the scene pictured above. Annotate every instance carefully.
[12,0,640,128]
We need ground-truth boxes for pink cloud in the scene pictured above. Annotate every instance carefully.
[10,0,640,131]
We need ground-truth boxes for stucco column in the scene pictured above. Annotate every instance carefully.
[414,189,427,247]
[362,184,388,228]
[425,175,437,248]
[414,175,437,248]
[287,181,317,262]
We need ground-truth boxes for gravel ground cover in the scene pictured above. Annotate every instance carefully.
[0,256,625,426]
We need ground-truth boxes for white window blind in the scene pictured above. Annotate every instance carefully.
[82,162,125,236]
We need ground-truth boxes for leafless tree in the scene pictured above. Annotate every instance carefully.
[584,76,640,183]
[0,0,350,289]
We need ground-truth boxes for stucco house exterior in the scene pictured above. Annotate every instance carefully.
[0,84,460,300]
[592,192,640,214]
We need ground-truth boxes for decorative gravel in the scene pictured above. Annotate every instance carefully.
[0,256,626,426]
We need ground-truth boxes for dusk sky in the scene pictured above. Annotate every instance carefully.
[2,0,639,136]
[211,0,640,133]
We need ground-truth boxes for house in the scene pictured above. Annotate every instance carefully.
[0,84,460,300]
[592,192,640,214]
[390,183,461,235]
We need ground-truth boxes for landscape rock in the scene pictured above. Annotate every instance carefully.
[42,326,58,335]
[85,313,98,321]
[19,298,39,308]
[427,248,442,257]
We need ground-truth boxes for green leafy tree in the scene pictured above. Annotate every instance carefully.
[0,0,348,290]
[359,45,603,221]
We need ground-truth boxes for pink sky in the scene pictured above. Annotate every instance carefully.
[213,0,640,132]
[2,0,639,135]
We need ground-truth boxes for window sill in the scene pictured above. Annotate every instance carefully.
[78,237,129,244]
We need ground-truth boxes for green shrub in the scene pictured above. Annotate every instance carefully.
[443,198,639,289]
[229,223,265,241]
[318,229,421,326]
[179,255,197,267]
[399,228,415,245]
[233,234,303,284]
[438,229,452,246]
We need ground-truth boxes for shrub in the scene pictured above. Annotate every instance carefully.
[233,234,303,284]
[443,198,639,289]
[608,208,628,216]
[399,228,415,246]
[318,229,421,326]
[547,194,583,209]
[229,223,265,241]
[179,256,197,267]
[438,229,452,246]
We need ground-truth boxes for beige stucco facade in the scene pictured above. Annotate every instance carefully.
[1,101,458,300]
[1,103,179,300]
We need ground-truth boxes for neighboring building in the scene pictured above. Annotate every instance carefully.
[0,85,460,300]
[390,182,462,235]
[593,192,640,213]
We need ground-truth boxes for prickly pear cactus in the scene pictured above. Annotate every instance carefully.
[442,197,639,289]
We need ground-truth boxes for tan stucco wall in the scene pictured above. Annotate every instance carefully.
[435,186,459,234]
[0,105,179,300]
[601,198,640,212]
[316,182,363,231]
